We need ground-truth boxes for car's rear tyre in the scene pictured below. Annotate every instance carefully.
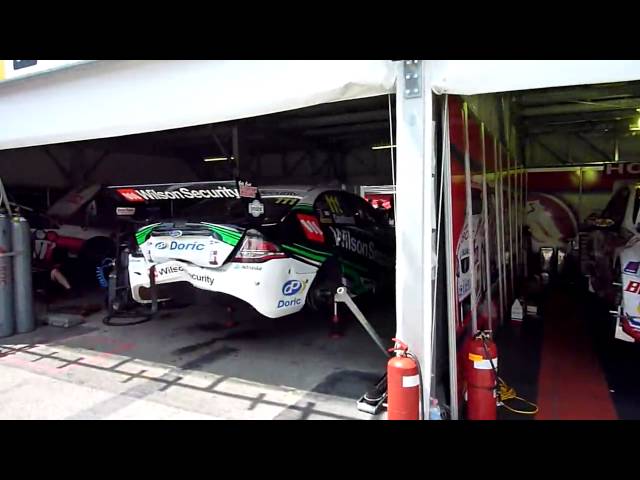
[306,259,343,313]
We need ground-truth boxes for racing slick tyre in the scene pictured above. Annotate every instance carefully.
[306,258,343,313]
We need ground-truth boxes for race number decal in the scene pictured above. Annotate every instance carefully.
[297,214,325,242]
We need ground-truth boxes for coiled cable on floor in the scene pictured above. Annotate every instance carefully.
[480,334,539,416]
[497,379,539,415]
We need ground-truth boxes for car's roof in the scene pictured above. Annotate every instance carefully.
[260,184,355,204]
[260,184,344,193]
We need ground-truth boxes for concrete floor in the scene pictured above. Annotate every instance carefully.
[0,289,394,420]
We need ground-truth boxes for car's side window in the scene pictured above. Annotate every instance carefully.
[315,191,356,225]
[313,194,335,225]
[351,195,380,228]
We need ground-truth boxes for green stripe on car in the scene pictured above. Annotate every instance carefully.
[281,245,327,263]
[202,223,242,236]
[291,243,331,258]
[135,223,161,245]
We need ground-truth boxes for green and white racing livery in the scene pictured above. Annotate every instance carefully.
[113,182,395,319]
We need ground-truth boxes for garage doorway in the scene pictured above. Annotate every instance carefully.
[445,81,640,420]
[0,95,398,420]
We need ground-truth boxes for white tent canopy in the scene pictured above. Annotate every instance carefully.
[429,60,640,95]
[4,59,640,419]
[0,60,397,150]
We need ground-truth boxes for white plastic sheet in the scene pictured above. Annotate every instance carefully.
[431,60,640,95]
[0,60,396,150]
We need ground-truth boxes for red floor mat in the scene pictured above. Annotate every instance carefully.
[536,303,617,420]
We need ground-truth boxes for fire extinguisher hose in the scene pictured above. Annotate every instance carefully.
[406,351,426,421]
[480,335,539,416]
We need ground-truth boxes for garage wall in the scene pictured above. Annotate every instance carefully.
[0,145,198,188]
[246,147,393,187]
[445,94,528,417]
[0,148,69,188]
[464,93,521,161]
[0,143,392,192]
[87,150,198,186]
[525,163,640,247]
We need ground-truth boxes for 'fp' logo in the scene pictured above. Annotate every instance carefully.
[282,280,302,296]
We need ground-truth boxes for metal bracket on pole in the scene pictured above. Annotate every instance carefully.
[403,60,422,99]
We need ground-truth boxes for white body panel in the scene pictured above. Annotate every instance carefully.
[128,255,318,319]
[617,237,640,341]
[142,235,237,269]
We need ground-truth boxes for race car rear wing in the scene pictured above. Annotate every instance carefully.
[107,180,240,203]
[107,179,267,223]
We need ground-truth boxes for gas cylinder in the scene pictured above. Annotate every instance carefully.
[387,338,420,420]
[12,215,34,334]
[0,212,14,337]
[465,332,498,420]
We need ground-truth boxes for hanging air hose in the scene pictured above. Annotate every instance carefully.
[480,334,539,416]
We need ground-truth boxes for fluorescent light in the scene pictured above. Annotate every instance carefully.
[203,156,235,162]
[371,144,396,150]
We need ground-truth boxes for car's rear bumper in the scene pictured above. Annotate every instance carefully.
[128,255,318,318]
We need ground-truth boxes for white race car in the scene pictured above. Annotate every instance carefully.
[585,181,640,342]
[112,182,395,319]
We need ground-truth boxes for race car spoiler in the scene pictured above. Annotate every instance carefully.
[108,180,242,203]
[107,179,269,222]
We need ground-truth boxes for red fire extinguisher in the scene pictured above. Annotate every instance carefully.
[465,331,498,420]
[387,338,421,420]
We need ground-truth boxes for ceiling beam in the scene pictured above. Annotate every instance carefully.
[574,133,611,162]
[277,110,389,129]
[43,147,71,184]
[520,97,640,117]
[533,138,568,164]
[515,83,640,106]
[303,121,389,137]
[82,149,110,182]
[526,119,635,136]
[519,108,639,128]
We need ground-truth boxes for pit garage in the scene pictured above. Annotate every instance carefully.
[0,60,401,419]
[2,60,640,421]
[440,73,640,420]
